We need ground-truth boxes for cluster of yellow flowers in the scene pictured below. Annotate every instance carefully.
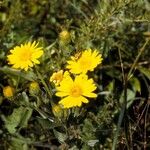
[7,41,103,109]
[50,49,103,108]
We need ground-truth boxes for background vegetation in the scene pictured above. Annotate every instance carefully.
[0,0,150,149]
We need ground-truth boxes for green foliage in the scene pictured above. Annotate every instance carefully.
[138,66,150,81]
[2,106,32,134]
[0,0,150,149]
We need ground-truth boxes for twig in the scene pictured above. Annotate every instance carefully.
[127,39,150,81]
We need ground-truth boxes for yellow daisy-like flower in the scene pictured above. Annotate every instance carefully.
[50,70,69,86]
[7,41,44,71]
[66,49,103,74]
[56,74,97,108]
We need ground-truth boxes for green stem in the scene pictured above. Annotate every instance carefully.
[35,68,52,98]
[112,76,127,150]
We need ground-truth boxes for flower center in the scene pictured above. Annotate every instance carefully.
[20,50,32,61]
[79,58,91,70]
[70,85,82,97]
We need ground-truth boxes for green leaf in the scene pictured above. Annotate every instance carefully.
[129,77,141,93]
[18,92,31,106]
[119,89,136,109]
[10,139,28,150]
[18,108,33,128]
[2,106,32,134]
[36,117,58,129]
[10,135,32,150]
[138,66,150,80]
[53,129,67,143]
[0,66,37,81]
[106,80,115,92]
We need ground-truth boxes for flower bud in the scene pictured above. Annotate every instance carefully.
[59,30,71,45]
[29,81,40,95]
[3,86,15,98]
[52,104,63,118]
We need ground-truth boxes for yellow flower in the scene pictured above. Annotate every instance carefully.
[56,74,97,108]
[50,70,69,86]
[3,86,15,98]
[7,41,44,71]
[66,49,103,74]
[29,81,40,95]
